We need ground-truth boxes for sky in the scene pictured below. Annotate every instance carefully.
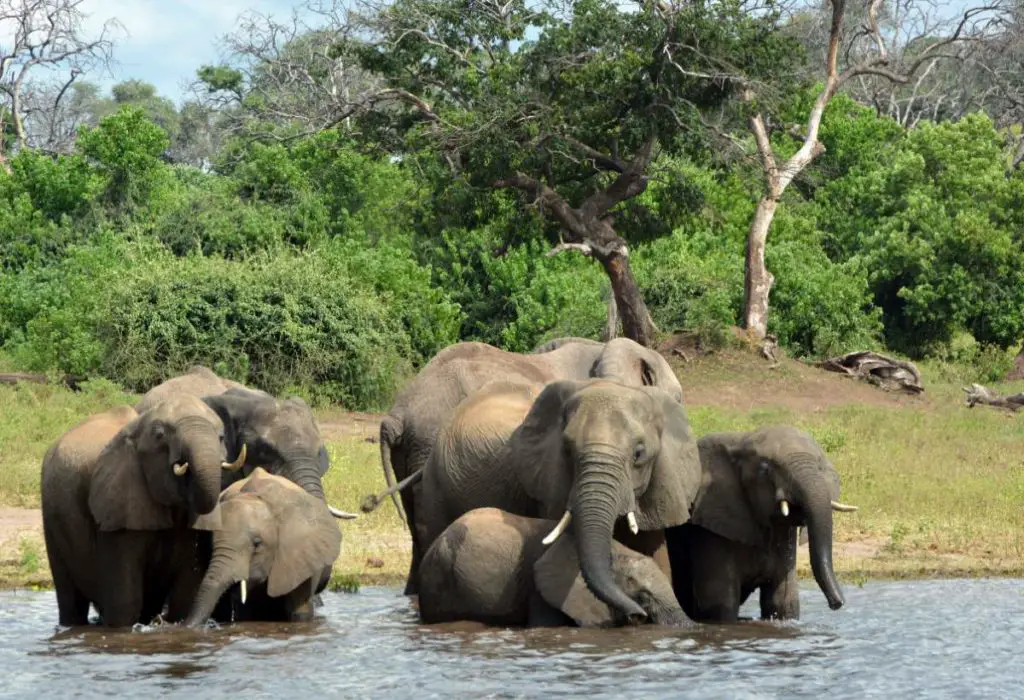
[80,0,302,105]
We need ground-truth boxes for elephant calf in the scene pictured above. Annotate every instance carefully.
[665,425,858,623]
[418,508,689,628]
[186,468,344,626]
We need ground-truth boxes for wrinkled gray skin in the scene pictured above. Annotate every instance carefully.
[186,468,342,627]
[418,378,701,623]
[137,367,339,618]
[665,425,853,622]
[40,396,232,628]
[419,507,689,628]
[378,337,683,595]
[135,366,265,414]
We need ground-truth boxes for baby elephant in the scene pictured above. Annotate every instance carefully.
[186,468,343,626]
[419,508,689,628]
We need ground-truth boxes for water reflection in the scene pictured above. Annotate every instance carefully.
[0,581,1021,699]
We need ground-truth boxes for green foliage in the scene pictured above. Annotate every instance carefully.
[814,111,1024,357]
[77,105,171,210]
[95,250,415,408]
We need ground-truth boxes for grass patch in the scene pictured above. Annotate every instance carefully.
[0,352,1021,590]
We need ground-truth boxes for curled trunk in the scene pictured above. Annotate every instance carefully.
[281,455,326,502]
[573,460,646,623]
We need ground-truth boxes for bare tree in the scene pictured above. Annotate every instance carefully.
[741,0,1004,340]
[0,0,120,168]
[191,2,382,145]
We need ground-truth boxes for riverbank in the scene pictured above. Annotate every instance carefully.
[1,348,1022,590]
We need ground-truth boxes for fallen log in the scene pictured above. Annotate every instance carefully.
[0,372,83,391]
[816,351,924,394]
[962,383,1024,413]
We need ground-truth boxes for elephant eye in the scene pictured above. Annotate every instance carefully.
[759,460,773,475]
[252,536,263,549]
[633,443,646,462]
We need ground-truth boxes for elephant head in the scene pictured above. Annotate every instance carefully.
[690,425,856,611]
[589,338,684,404]
[186,468,342,626]
[88,394,243,530]
[533,531,689,628]
[202,390,331,501]
[515,379,701,623]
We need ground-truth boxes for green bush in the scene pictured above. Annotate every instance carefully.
[94,251,417,409]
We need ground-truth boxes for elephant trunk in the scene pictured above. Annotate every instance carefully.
[185,548,250,628]
[280,454,327,502]
[178,419,229,515]
[792,461,844,610]
[573,457,647,624]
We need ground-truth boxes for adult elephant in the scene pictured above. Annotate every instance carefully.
[664,425,858,622]
[419,508,688,628]
[40,395,246,628]
[374,337,683,595]
[186,468,343,626]
[135,365,265,413]
[417,378,701,622]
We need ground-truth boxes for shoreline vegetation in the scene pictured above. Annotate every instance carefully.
[1,346,1022,592]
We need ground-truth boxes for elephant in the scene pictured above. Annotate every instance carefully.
[40,395,246,628]
[419,507,689,628]
[531,336,604,354]
[372,337,683,594]
[136,367,335,502]
[135,365,265,413]
[415,378,701,622]
[185,468,343,626]
[664,425,859,622]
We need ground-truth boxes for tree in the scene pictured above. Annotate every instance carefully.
[331,0,796,345]
[0,0,120,170]
[739,0,1003,340]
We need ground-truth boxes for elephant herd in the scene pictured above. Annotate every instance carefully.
[40,367,356,628]
[38,337,857,632]
[364,337,858,627]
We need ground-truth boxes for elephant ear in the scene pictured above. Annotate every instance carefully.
[689,433,762,547]
[533,532,617,627]
[516,379,589,519]
[260,477,342,597]
[88,420,176,531]
[634,389,702,531]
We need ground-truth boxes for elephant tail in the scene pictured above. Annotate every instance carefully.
[371,415,406,522]
[361,468,423,515]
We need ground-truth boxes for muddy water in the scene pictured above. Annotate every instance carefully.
[1,580,1022,698]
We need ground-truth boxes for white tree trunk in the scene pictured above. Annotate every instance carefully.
[742,196,778,339]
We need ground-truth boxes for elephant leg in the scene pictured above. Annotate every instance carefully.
[760,568,800,620]
[50,557,91,627]
[96,532,146,628]
[402,482,423,596]
[165,544,205,623]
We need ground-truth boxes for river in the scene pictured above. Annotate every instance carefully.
[0,579,1021,698]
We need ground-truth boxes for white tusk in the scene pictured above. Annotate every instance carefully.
[329,506,359,520]
[173,462,189,476]
[831,500,859,512]
[221,443,247,471]
[780,499,790,517]
[542,510,572,545]
[239,579,247,605]
[627,511,638,535]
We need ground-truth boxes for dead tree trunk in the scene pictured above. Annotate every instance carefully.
[739,0,990,340]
